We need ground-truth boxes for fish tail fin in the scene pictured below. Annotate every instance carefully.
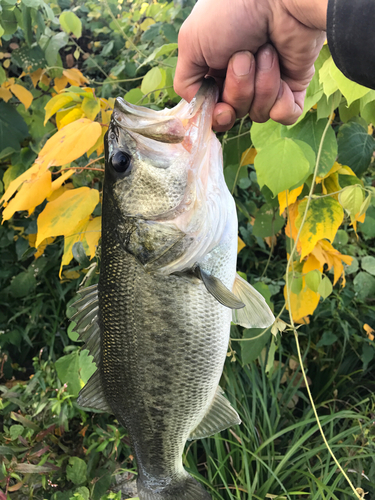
[137,472,211,500]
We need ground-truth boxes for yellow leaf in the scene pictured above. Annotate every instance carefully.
[54,75,68,93]
[60,217,89,277]
[81,96,100,120]
[87,126,106,157]
[47,183,74,202]
[285,200,302,254]
[44,94,74,124]
[63,68,89,86]
[63,269,81,280]
[35,119,102,169]
[322,172,341,199]
[316,161,342,184]
[140,18,155,31]
[311,240,353,286]
[278,185,303,215]
[84,216,101,258]
[2,171,52,220]
[0,86,12,102]
[237,236,246,254]
[50,169,75,192]
[284,280,320,322]
[303,254,323,274]
[240,147,257,167]
[296,197,344,259]
[40,74,51,87]
[58,106,84,129]
[36,186,99,247]
[34,237,55,259]
[364,323,374,341]
[1,163,47,206]
[10,84,33,109]
[337,165,356,176]
[3,59,10,69]
[28,69,43,88]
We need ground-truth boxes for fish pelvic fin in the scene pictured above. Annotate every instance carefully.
[198,268,245,309]
[188,387,241,441]
[137,472,211,500]
[232,273,275,328]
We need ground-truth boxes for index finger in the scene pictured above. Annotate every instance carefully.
[174,22,209,102]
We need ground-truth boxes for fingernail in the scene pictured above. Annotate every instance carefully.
[216,111,233,126]
[233,51,252,76]
[258,46,273,70]
[277,81,284,99]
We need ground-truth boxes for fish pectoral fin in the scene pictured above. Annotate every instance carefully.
[77,370,112,413]
[70,284,100,364]
[188,387,241,441]
[123,220,186,271]
[199,268,245,309]
[232,273,275,328]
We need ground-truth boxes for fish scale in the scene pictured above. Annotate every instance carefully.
[99,223,230,484]
[73,80,274,499]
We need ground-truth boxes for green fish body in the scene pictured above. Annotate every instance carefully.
[72,80,274,500]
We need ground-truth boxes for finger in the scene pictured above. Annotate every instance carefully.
[221,51,255,119]
[212,102,237,132]
[174,20,209,102]
[249,44,281,123]
[269,81,306,125]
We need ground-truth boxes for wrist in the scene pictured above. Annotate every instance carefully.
[282,0,328,30]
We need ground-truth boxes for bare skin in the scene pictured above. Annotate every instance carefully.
[174,0,328,130]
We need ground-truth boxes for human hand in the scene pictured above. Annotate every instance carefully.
[174,0,328,131]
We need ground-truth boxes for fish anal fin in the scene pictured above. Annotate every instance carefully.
[199,268,245,310]
[77,370,112,413]
[232,273,275,328]
[188,387,241,441]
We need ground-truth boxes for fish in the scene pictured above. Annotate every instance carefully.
[71,79,275,500]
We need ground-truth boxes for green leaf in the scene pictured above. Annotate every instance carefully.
[74,487,90,500]
[345,257,359,275]
[252,282,273,308]
[316,90,341,121]
[0,66,6,85]
[55,351,81,396]
[338,184,364,219]
[12,45,46,72]
[291,275,303,294]
[362,343,375,371]
[361,256,375,276]
[60,11,82,38]
[337,122,375,177]
[241,328,271,364]
[0,102,29,154]
[10,270,37,298]
[283,114,337,177]
[250,120,281,151]
[305,269,322,293]
[124,88,144,105]
[9,424,24,441]
[330,61,370,106]
[316,331,338,348]
[353,272,375,301]
[318,275,333,300]
[141,67,164,95]
[252,205,285,238]
[79,350,96,384]
[68,321,79,342]
[1,6,17,35]
[45,32,69,67]
[66,457,87,486]
[319,56,339,97]
[254,138,311,196]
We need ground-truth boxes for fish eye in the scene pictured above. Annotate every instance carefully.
[111,151,132,175]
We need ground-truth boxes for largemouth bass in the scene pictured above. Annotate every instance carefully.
[72,79,274,500]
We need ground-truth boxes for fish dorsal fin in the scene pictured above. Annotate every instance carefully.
[232,273,275,328]
[70,284,100,364]
[199,268,245,309]
[188,387,241,441]
[77,370,112,413]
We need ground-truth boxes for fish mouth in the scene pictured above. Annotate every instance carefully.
[112,78,219,148]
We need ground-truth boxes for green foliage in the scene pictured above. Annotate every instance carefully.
[1,0,375,498]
